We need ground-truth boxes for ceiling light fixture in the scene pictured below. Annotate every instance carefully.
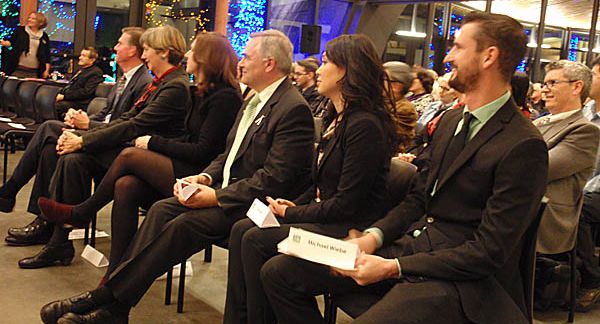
[395,4,426,38]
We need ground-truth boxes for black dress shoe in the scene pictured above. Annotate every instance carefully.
[57,308,128,324]
[5,216,52,246]
[18,242,74,269]
[0,196,15,212]
[41,292,98,324]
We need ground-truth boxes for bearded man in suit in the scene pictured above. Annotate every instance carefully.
[261,12,549,324]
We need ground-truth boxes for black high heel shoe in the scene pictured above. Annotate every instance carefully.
[18,242,75,269]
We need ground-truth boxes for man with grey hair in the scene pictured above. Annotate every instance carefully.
[39,30,314,323]
[535,60,600,257]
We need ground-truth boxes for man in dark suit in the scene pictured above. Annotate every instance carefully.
[261,12,549,324]
[39,29,314,323]
[0,27,151,247]
[54,47,105,118]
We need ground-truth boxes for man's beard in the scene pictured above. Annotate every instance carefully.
[449,65,480,93]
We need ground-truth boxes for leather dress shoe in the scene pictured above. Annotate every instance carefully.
[41,291,98,324]
[57,308,128,324]
[5,216,52,246]
[18,242,74,269]
[575,287,600,312]
[0,196,15,212]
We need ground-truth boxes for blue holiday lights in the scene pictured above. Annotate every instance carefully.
[569,34,579,62]
[228,0,267,57]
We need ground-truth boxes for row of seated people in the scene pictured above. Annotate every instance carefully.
[0,11,594,324]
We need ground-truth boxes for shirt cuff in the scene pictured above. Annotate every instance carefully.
[363,227,384,249]
[394,258,402,278]
[199,173,213,186]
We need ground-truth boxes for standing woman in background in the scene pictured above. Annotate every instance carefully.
[0,12,51,78]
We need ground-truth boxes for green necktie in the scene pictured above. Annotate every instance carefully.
[222,94,261,188]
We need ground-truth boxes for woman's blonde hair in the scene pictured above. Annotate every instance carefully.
[140,25,186,65]
[30,12,48,29]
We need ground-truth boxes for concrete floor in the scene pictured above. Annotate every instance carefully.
[1,150,599,323]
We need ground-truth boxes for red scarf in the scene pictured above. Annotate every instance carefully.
[133,66,179,110]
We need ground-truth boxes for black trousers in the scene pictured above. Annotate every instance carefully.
[577,191,600,288]
[7,120,63,215]
[49,148,120,204]
[105,197,246,307]
[225,219,351,324]
[261,243,469,324]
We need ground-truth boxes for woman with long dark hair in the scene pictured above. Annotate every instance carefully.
[36,32,242,279]
[223,34,407,324]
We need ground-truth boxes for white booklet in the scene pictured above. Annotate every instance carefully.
[277,227,358,270]
[176,178,201,201]
[246,198,280,228]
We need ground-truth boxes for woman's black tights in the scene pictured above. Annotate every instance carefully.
[71,147,176,274]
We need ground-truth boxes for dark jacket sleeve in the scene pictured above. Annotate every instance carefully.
[147,89,242,165]
[284,116,387,224]
[81,78,189,152]
[62,67,105,101]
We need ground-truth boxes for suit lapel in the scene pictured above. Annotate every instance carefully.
[435,101,515,192]
[114,67,145,110]
[317,121,342,174]
[539,111,583,148]
[232,81,290,161]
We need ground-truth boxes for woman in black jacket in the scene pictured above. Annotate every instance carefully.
[38,32,242,279]
[224,34,402,324]
[0,12,51,78]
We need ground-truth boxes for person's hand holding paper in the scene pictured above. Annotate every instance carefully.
[332,251,400,286]
[175,180,218,208]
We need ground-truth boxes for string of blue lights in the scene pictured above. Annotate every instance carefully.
[228,0,267,57]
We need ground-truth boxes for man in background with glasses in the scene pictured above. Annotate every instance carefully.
[535,60,599,260]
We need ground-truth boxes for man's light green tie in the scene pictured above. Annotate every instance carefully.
[221,94,261,188]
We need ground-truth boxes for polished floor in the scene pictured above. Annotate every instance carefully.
[1,150,599,323]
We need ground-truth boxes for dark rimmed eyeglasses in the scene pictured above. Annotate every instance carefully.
[542,79,578,89]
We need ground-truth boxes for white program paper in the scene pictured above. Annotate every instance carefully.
[246,198,280,228]
[176,179,201,201]
[8,122,26,129]
[81,245,109,267]
[277,227,358,270]
[0,117,12,122]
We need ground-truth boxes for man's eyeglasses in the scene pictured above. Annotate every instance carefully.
[292,72,308,77]
[542,79,577,89]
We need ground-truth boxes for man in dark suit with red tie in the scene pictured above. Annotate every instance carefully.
[0,27,151,247]
[261,12,549,324]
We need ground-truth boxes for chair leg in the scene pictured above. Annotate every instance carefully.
[568,247,576,323]
[165,269,173,305]
[323,293,337,324]
[177,261,186,313]
[204,244,213,263]
[90,214,97,248]
[83,224,89,246]
[3,136,8,184]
